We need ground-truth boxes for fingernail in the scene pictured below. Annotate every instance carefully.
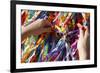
[82,27,86,31]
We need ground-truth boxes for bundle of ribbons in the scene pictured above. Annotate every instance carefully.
[21,10,90,63]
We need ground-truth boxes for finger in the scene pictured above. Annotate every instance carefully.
[79,28,84,38]
[33,27,52,35]
[36,18,44,21]
[82,13,86,20]
[35,19,51,28]
[43,20,52,27]
[77,23,83,29]
[44,24,51,28]
[84,26,89,39]
[77,23,85,38]
[42,27,52,33]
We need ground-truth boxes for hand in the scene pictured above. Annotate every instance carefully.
[77,23,90,60]
[22,19,52,41]
[31,19,52,35]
